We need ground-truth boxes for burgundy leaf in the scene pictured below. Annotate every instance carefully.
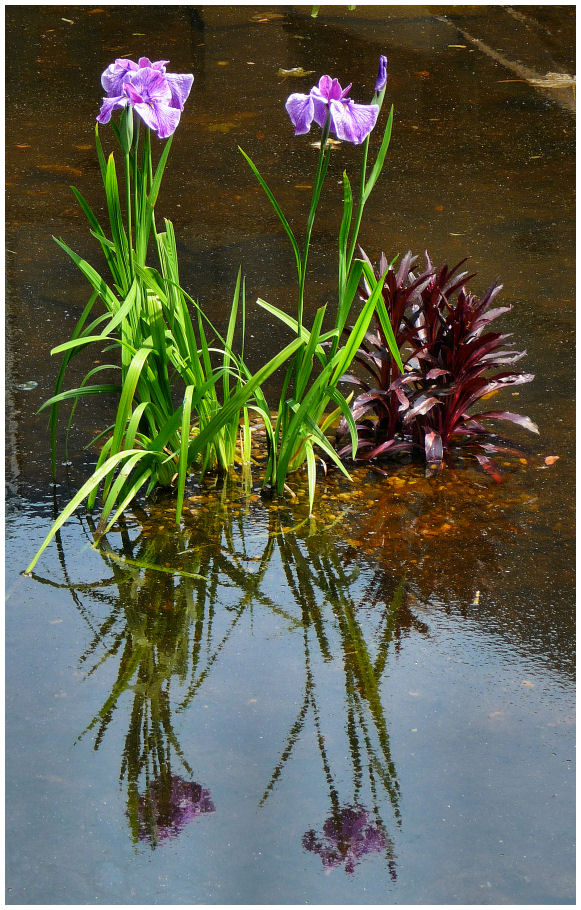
[425,367,450,380]
[471,410,539,434]
[424,430,443,467]
[403,395,440,422]
[472,452,503,482]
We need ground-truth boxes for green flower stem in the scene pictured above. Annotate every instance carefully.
[145,130,164,264]
[345,90,386,277]
[345,133,370,275]
[124,150,134,284]
[290,113,331,404]
[297,112,331,339]
[145,127,153,189]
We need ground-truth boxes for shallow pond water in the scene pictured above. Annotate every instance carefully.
[5,5,575,904]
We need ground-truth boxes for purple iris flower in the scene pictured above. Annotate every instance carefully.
[285,74,379,145]
[97,57,194,138]
[375,55,388,93]
[136,775,215,844]
[302,804,390,874]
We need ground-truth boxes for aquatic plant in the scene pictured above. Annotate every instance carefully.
[241,57,402,511]
[27,55,404,573]
[337,249,538,477]
[25,58,305,574]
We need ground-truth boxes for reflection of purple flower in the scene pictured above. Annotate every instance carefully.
[302,804,388,874]
[375,55,388,93]
[285,75,379,145]
[137,775,214,843]
[97,56,194,138]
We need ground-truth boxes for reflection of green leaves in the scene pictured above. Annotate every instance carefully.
[98,547,206,580]
[257,510,409,833]
[260,682,310,806]
[47,475,422,847]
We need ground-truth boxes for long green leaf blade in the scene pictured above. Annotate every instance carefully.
[364,104,394,201]
[239,146,302,280]
[331,267,390,384]
[53,237,121,313]
[360,260,403,371]
[187,337,305,464]
[176,385,194,525]
[24,449,150,574]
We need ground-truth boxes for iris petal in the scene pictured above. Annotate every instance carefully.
[344,101,379,142]
[327,78,344,101]
[101,59,136,95]
[124,83,143,105]
[97,94,127,124]
[310,87,330,128]
[152,105,182,139]
[130,68,172,104]
[165,72,194,110]
[114,57,139,70]
[317,74,333,98]
[285,92,315,135]
[132,101,181,139]
[329,99,378,144]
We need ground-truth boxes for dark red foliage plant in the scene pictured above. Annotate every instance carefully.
[337,249,538,480]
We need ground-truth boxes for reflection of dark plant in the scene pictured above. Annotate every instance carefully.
[338,249,538,478]
[303,803,393,876]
